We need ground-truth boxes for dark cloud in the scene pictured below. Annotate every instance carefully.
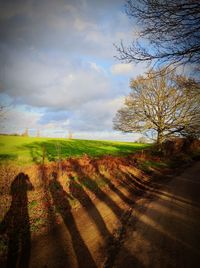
[0,0,130,54]
[0,0,138,138]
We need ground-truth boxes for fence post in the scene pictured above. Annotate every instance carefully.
[42,145,46,166]
[55,142,62,177]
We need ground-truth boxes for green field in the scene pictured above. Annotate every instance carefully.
[0,135,150,165]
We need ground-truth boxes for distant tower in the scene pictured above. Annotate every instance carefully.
[36,129,40,137]
[22,128,29,137]
[68,130,73,139]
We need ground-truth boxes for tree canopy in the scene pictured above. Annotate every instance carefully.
[113,69,200,145]
[116,0,200,71]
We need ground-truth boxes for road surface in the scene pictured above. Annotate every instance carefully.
[113,161,200,268]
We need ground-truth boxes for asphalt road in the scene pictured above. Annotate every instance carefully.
[114,161,200,268]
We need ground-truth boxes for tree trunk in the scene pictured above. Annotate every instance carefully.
[157,130,164,150]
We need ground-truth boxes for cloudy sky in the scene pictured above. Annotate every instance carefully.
[0,0,145,140]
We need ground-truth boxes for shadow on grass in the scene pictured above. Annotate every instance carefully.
[0,154,18,161]
[18,139,150,163]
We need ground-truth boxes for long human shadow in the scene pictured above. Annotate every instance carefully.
[126,201,200,267]
[69,176,111,239]
[108,161,198,209]
[38,164,57,228]
[107,246,145,268]
[140,198,200,237]
[117,171,146,197]
[34,165,71,267]
[106,188,200,268]
[90,160,135,206]
[49,172,97,268]
[68,158,124,222]
[0,173,33,268]
[122,171,200,209]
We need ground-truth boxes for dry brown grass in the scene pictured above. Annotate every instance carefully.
[0,141,197,263]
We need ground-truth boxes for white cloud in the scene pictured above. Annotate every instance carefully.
[73,17,96,31]
[0,0,149,140]
[1,50,112,110]
[111,63,134,75]
[69,96,124,131]
[89,62,105,73]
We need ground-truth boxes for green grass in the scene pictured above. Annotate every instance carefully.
[0,135,151,165]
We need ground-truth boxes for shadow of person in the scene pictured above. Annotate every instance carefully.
[49,172,97,268]
[0,172,33,268]
[69,176,111,239]
[68,158,124,221]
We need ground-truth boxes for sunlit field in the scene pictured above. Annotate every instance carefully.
[0,135,150,165]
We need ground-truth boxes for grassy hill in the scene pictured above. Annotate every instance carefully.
[0,135,150,165]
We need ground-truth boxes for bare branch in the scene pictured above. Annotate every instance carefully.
[113,69,200,144]
[115,0,200,71]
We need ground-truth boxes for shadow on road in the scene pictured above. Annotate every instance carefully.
[69,176,111,239]
[68,158,125,222]
[0,173,33,268]
[49,172,97,268]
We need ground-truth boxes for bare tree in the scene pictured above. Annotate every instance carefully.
[68,130,73,139]
[113,69,200,146]
[0,105,10,132]
[36,129,40,137]
[22,128,29,137]
[0,105,7,119]
[0,105,4,116]
[136,136,149,144]
[115,0,200,71]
